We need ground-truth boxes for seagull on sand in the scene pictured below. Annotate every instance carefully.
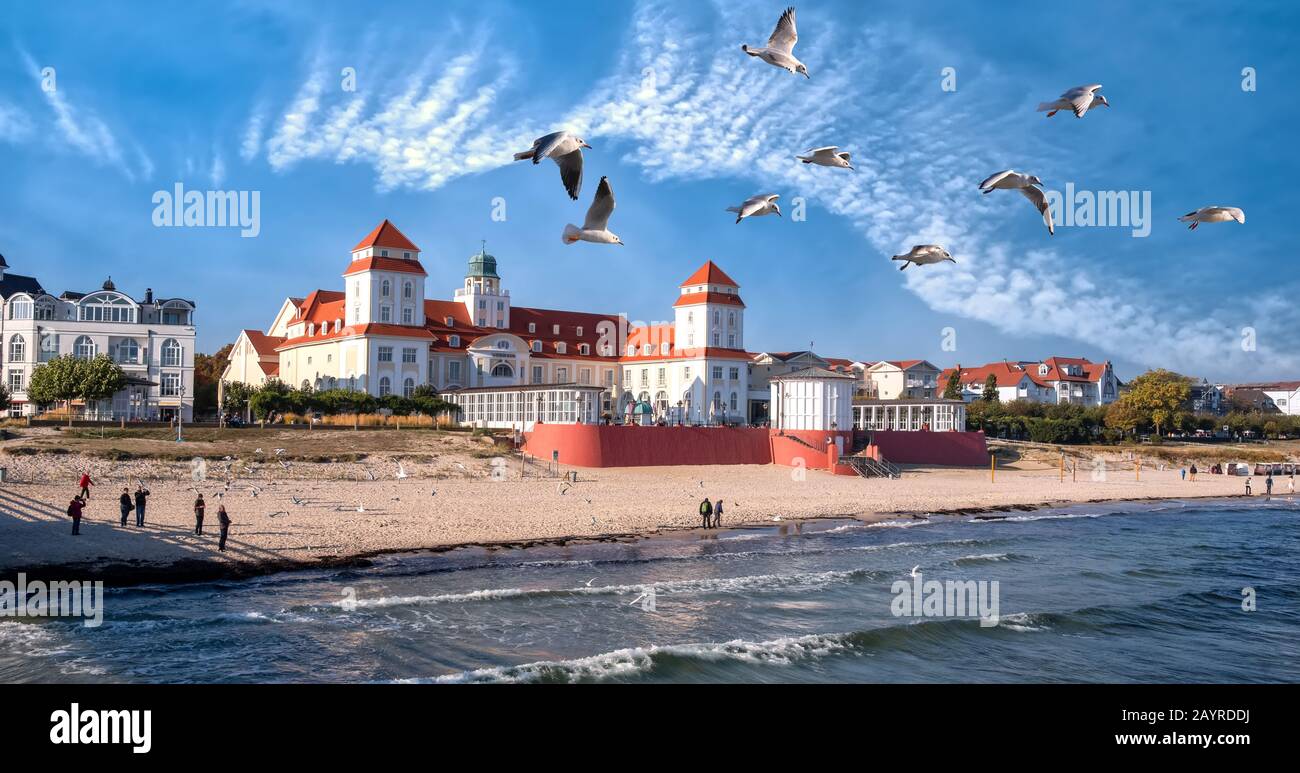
[797,146,853,170]
[291,495,306,507]
[513,131,591,200]
[892,245,955,271]
[979,170,1054,235]
[1178,206,1245,230]
[1037,84,1109,118]
[562,176,624,246]
[396,462,408,480]
[727,194,781,224]
[742,7,809,79]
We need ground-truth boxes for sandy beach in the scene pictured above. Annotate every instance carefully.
[0,432,1263,582]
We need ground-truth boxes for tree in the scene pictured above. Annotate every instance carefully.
[0,382,10,415]
[1113,369,1192,437]
[194,343,233,416]
[26,355,125,426]
[249,379,292,421]
[981,374,1000,403]
[942,367,963,400]
[222,381,256,417]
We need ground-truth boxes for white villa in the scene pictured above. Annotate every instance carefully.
[0,253,198,420]
[941,357,1120,406]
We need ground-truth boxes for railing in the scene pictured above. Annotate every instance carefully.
[844,455,901,479]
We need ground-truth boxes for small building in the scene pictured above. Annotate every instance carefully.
[769,367,855,431]
[866,360,942,400]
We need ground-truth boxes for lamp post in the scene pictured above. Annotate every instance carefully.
[176,384,185,443]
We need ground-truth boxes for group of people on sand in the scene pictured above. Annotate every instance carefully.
[698,498,725,529]
[1177,464,1295,498]
[65,471,233,552]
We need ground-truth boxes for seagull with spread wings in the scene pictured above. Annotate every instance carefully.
[892,245,955,271]
[979,170,1054,235]
[742,7,809,78]
[563,176,624,245]
[726,194,781,224]
[1178,206,1245,230]
[513,131,591,200]
[1037,84,1109,118]
[797,146,853,170]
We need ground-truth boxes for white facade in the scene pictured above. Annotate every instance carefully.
[769,368,855,431]
[1,262,196,420]
[447,385,605,430]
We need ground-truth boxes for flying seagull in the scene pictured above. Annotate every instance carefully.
[892,245,955,271]
[797,146,853,170]
[742,7,809,78]
[1037,84,1109,118]
[562,176,623,245]
[513,131,591,200]
[1178,206,1245,230]
[727,194,781,224]
[979,170,1054,235]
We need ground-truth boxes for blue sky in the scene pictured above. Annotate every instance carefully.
[2,0,1296,382]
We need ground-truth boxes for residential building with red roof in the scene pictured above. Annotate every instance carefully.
[939,357,1120,405]
[221,221,760,424]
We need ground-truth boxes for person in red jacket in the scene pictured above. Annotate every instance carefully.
[78,472,94,500]
[68,495,86,535]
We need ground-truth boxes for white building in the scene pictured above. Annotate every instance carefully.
[769,367,855,431]
[222,221,756,426]
[1221,381,1300,415]
[941,357,1120,406]
[866,360,942,400]
[0,254,197,420]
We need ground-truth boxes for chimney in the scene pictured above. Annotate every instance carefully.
[144,288,154,305]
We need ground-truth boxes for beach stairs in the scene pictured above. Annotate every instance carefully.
[844,454,902,479]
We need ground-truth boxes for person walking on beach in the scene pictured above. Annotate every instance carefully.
[134,485,150,527]
[194,494,206,535]
[1266,473,1273,497]
[1245,478,1252,496]
[119,488,133,526]
[217,505,232,552]
[78,471,94,500]
[698,497,713,529]
[713,499,724,528]
[1180,468,1186,481]
[1189,464,1198,482]
[68,495,85,536]
[1289,474,1295,494]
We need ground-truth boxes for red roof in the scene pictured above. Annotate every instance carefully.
[275,323,436,351]
[294,290,346,326]
[352,219,420,253]
[242,329,285,357]
[343,257,428,277]
[672,291,745,308]
[258,362,280,377]
[679,260,739,288]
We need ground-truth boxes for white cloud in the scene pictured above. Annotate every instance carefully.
[240,108,265,161]
[16,48,151,181]
[0,102,34,143]
[210,151,227,188]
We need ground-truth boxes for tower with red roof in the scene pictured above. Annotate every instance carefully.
[343,219,427,328]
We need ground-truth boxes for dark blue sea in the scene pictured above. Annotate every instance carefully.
[3,498,1297,683]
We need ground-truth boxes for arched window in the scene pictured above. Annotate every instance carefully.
[114,339,139,364]
[403,378,415,398]
[7,335,25,362]
[403,281,413,300]
[381,279,392,297]
[161,300,192,326]
[79,292,137,323]
[307,323,315,336]
[491,363,514,378]
[8,298,32,320]
[378,376,392,396]
[532,341,542,353]
[74,335,98,360]
[730,391,738,411]
[161,339,183,367]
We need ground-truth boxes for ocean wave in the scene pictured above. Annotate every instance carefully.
[951,552,1020,566]
[342,567,886,610]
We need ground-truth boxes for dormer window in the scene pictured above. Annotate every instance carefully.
[626,344,636,356]
[576,326,584,337]
[552,324,560,335]
[528,322,536,333]
[661,342,669,355]
[1038,364,1049,376]
[307,323,315,336]
[448,335,460,347]
[445,316,455,326]
[403,252,411,259]
[579,343,590,355]
[381,249,389,257]
[532,340,542,353]
[642,344,652,355]
[556,342,567,354]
